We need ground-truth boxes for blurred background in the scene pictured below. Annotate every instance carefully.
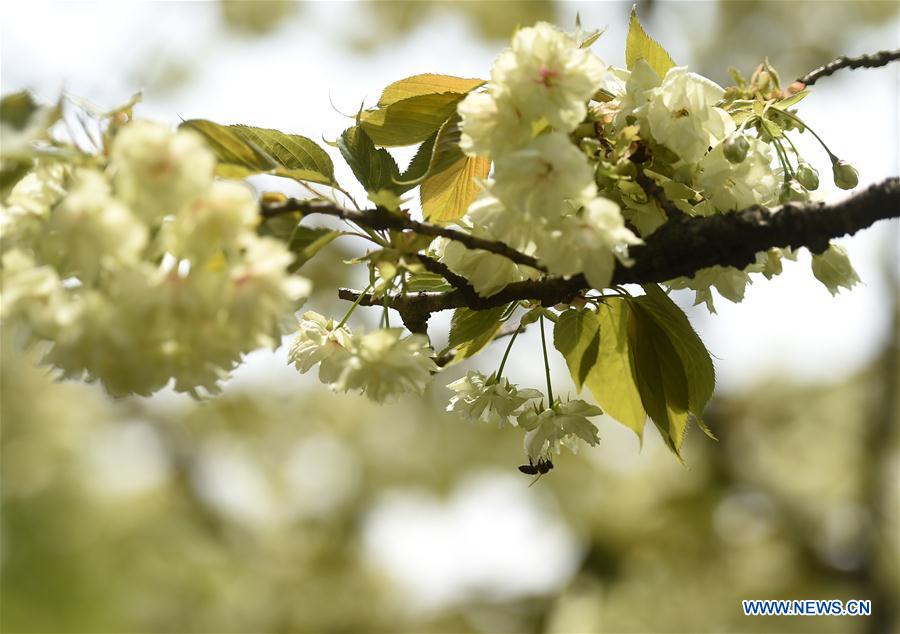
[1,1,898,632]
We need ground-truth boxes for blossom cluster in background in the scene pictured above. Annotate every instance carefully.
[1,120,310,395]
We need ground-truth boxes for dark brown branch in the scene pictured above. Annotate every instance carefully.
[339,177,900,318]
[260,197,545,272]
[797,49,900,86]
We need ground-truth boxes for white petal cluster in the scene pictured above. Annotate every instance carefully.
[458,22,605,158]
[446,371,542,427]
[0,120,310,396]
[617,59,735,165]
[518,399,603,460]
[289,316,437,403]
[538,197,643,290]
[438,23,640,297]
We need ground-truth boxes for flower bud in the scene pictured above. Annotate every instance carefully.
[832,160,858,190]
[723,134,750,164]
[779,181,808,204]
[795,163,819,190]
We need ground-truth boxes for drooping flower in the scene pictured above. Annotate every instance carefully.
[518,399,603,460]
[667,265,753,313]
[446,371,542,427]
[811,244,860,295]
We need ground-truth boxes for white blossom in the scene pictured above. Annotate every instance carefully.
[110,120,215,222]
[491,22,606,132]
[537,197,641,289]
[493,132,596,219]
[698,136,778,211]
[289,311,353,384]
[518,399,603,460]
[457,92,532,158]
[333,328,437,403]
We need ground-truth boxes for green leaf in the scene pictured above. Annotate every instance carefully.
[180,119,334,185]
[421,154,490,223]
[377,74,484,107]
[443,304,509,361]
[625,6,676,77]
[286,226,340,272]
[772,89,809,110]
[554,308,602,391]
[589,299,647,440]
[628,301,691,457]
[258,213,338,272]
[337,126,401,194]
[637,285,715,435]
[360,92,466,147]
[400,114,466,186]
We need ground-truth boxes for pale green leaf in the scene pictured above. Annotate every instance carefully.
[625,6,676,77]
[421,154,490,223]
[377,74,484,107]
[360,92,466,147]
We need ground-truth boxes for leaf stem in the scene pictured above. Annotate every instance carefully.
[337,282,372,329]
[540,315,554,405]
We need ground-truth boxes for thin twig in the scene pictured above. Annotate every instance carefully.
[797,49,900,86]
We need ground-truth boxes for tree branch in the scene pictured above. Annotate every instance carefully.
[797,49,900,86]
[260,197,545,271]
[338,178,900,318]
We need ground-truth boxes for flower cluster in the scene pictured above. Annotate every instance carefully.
[437,22,642,296]
[1,120,310,396]
[289,311,437,403]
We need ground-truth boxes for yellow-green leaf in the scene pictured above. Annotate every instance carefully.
[360,92,466,147]
[553,308,601,391]
[589,299,647,440]
[625,6,676,77]
[421,154,490,223]
[378,74,484,107]
[181,119,334,185]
